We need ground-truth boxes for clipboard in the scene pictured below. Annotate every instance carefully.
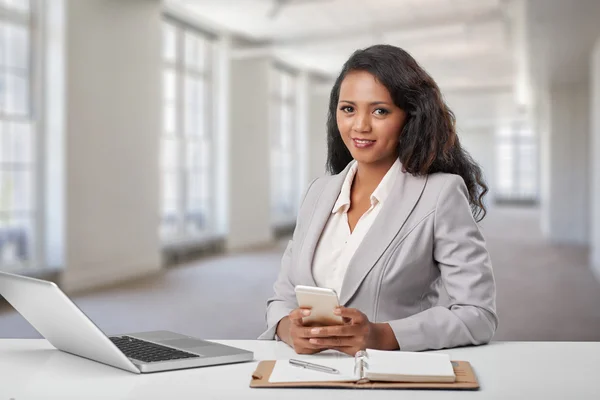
[250,360,480,390]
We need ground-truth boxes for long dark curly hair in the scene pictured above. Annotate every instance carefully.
[326,44,488,222]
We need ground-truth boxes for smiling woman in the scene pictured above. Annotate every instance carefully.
[336,70,407,169]
[259,44,497,355]
[327,45,489,222]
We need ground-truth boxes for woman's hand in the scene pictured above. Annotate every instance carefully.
[306,307,374,356]
[277,308,324,354]
[277,307,399,355]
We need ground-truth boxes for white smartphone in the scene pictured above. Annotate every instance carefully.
[294,285,344,326]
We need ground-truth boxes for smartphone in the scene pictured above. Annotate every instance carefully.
[294,285,344,327]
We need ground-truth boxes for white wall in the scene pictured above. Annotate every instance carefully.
[536,86,552,237]
[543,83,590,244]
[445,89,516,131]
[295,72,310,200]
[44,0,66,269]
[591,38,600,278]
[214,35,232,236]
[58,0,163,291]
[227,56,273,250]
[457,126,496,209]
[307,81,330,183]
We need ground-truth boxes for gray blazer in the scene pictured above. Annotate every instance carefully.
[258,162,498,351]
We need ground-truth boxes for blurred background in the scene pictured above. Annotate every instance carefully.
[0,0,599,341]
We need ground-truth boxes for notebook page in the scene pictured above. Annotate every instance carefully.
[365,349,455,382]
[268,358,358,383]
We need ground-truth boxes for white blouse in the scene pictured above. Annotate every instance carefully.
[312,158,401,297]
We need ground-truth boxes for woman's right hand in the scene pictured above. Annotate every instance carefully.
[277,308,323,354]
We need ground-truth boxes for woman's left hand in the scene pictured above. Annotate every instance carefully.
[306,307,373,356]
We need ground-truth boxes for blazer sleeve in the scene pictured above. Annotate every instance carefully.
[257,178,319,340]
[387,175,498,351]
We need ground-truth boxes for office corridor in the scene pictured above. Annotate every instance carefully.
[1,206,599,342]
[481,207,600,341]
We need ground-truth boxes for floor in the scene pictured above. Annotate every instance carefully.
[1,206,600,342]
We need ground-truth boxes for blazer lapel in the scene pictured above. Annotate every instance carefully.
[339,170,428,305]
[296,163,352,287]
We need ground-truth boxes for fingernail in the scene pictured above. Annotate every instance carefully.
[334,308,341,315]
[302,310,311,316]
[309,338,318,344]
[311,328,320,334]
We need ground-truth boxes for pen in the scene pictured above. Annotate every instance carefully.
[289,359,340,374]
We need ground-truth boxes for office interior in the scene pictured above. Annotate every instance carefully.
[0,0,599,342]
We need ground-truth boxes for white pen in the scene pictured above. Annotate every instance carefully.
[289,359,340,374]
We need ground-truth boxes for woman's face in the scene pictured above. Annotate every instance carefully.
[336,70,407,168]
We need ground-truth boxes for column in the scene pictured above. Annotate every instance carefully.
[46,0,163,291]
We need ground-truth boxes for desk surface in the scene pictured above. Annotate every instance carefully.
[1,339,598,399]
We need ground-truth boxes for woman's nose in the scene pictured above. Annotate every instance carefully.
[352,113,371,133]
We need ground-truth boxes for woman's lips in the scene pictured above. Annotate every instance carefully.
[352,138,376,148]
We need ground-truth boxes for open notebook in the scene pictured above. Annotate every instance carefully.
[269,349,456,384]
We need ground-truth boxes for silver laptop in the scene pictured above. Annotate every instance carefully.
[0,271,254,373]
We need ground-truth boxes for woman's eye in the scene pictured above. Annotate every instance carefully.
[374,108,389,116]
[340,106,354,113]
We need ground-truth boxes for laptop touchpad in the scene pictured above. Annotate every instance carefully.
[161,338,211,350]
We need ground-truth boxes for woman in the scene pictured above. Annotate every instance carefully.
[258,44,497,355]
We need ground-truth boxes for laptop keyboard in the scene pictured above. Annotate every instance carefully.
[109,336,201,363]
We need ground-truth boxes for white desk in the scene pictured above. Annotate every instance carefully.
[0,340,598,399]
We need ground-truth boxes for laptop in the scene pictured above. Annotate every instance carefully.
[0,271,254,373]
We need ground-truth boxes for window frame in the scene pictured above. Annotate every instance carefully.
[270,65,300,226]
[0,0,43,272]
[494,121,538,204]
[160,17,216,243]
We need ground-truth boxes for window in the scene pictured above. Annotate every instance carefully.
[270,67,298,226]
[161,20,215,241]
[0,0,37,270]
[495,122,538,202]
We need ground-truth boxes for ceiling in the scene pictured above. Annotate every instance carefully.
[526,0,600,87]
[166,0,600,126]
[170,0,517,92]
[166,0,600,128]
